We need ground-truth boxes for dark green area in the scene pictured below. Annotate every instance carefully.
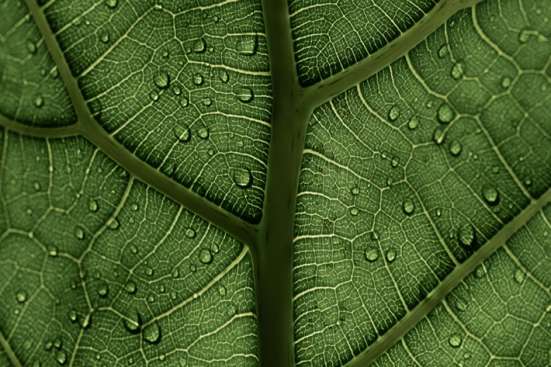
[0,0,550,366]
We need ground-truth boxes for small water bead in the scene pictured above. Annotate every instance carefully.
[451,62,464,80]
[202,97,212,106]
[88,199,99,212]
[364,248,379,262]
[198,127,209,139]
[80,313,91,329]
[474,265,486,278]
[350,207,359,216]
[193,73,204,86]
[27,41,37,54]
[173,125,191,143]
[97,284,109,298]
[402,199,415,215]
[233,168,253,188]
[236,87,254,103]
[449,140,462,156]
[149,91,159,101]
[514,269,525,283]
[385,249,396,263]
[48,246,59,257]
[180,97,189,108]
[75,226,85,240]
[172,86,181,95]
[351,186,360,196]
[56,351,67,365]
[438,44,449,58]
[199,249,213,264]
[407,116,419,130]
[237,36,257,55]
[107,218,119,230]
[185,228,196,238]
[388,106,400,121]
[34,96,44,108]
[448,334,462,348]
[218,285,226,296]
[391,158,399,168]
[130,245,138,254]
[193,38,206,53]
[458,223,475,247]
[501,77,512,89]
[125,281,137,294]
[481,186,499,205]
[433,126,446,145]
[143,322,161,344]
[219,70,229,83]
[105,0,117,7]
[154,71,170,89]
[437,103,455,124]
[99,31,110,43]
[15,290,27,303]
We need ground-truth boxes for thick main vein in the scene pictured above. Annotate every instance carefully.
[0,329,22,367]
[22,0,257,250]
[345,188,551,367]
[302,0,482,108]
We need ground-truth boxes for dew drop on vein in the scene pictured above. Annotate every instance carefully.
[236,87,254,103]
[364,248,378,262]
[173,125,191,143]
[237,35,257,55]
[154,71,170,89]
[457,223,475,247]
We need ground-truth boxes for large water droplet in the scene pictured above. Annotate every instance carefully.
[236,87,254,103]
[123,311,141,334]
[402,199,415,215]
[199,249,212,264]
[449,140,462,157]
[364,248,379,262]
[448,334,462,348]
[15,290,27,303]
[173,125,191,143]
[237,36,257,55]
[386,249,396,263]
[143,322,161,344]
[481,185,499,205]
[55,351,67,365]
[193,38,206,53]
[458,223,474,247]
[407,116,419,130]
[233,168,252,188]
[437,103,455,124]
[154,71,170,89]
[198,127,209,139]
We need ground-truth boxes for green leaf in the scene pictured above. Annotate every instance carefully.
[0,0,550,367]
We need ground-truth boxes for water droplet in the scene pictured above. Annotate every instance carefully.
[80,313,91,329]
[185,228,196,238]
[69,310,77,322]
[236,87,254,103]
[154,71,170,89]
[180,97,189,108]
[448,334,462,348]
[173,125,191,143]
[519,29,531,43]
[364,248,379,262]
[438,45,449,58]
[351,186,360,195]
[193,73,203,86]
[55,351,67,365]
[458,223,475,247]
[105,0,117,8]
[449,140,462,156]
[48,246,58,257]
[350,207,359,216]
[237,35,257,55]
[233,168,252,188]
[514,269,525,283]
[123,311,141,334]
[143,322,161,344]
[75,226,85,240]
[433,126,446,145]
[99,31,110,43]
[391,158,399,168]
[34,96,44,108]
[437,103,455,124]
[481,186,499,205]
[451,62,464,80]
[199,249,212,264]
[202,97,212,106]
[402,199,415,215]
[407,116,419,130]
[501,77,512,89]
[107,218,119,230]
[456,298,467,312]
[27,41,37,54]
[88,199,99,212]
[125,281,137,294]
[15,290,27,303]
[172,86,181,95]
[388,106,400,121]
[474,265,486,278]
[149,91,159,101]
[97,283,109,298]
[193,38,206,53]
[218,285,226,296]
[198,127,209,139]
[219,70,229,83]
[386,249,396,263]
[145,267,154,276]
